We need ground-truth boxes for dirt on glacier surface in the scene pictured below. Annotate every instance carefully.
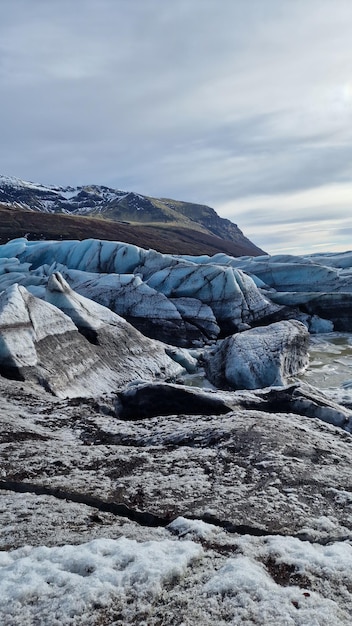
[0,376,352,625]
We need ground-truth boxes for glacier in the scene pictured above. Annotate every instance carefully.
[1,237,352,398]
[1,237,352,625]
[0,237,280,345]
[0,273,183,397]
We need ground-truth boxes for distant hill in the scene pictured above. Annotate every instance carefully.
[0,175,265,257]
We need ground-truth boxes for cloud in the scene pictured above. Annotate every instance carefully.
[0,0,352,253]
[218,183,352,254]
[241,218,352,256]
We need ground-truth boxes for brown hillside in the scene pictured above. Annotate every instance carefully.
[0,204,261,257]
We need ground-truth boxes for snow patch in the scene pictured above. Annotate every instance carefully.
[0,537,202,624]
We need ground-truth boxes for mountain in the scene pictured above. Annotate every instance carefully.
[0,174,265,256]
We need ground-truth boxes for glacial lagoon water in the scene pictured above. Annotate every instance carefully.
[298,333,352,387]
[297,332,352,406]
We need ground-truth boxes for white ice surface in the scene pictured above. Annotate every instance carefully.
[45,272,129,331]
[0,284,77,367]
[0,238,278,329]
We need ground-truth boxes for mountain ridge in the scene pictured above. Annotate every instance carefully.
[0,174,265,256]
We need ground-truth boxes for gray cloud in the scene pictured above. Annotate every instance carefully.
[1,0,352,253]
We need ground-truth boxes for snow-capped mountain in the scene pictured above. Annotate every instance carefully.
[0,174,131,214]
[0,174,265,256]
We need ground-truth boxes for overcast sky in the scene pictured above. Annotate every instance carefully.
[1,0,352,255]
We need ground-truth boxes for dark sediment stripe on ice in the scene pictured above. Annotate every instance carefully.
[1,480,350,544]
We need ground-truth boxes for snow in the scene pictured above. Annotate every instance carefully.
[205,555,274,596]
[0,537,202,625]
[58,189,78,200]
[0,174,56,193]
[203,552,348,625]
[168,516,220,539]
[220,534,352,624]
[0,176,130,212]
[1,513,350,624]
[266,535,352,573]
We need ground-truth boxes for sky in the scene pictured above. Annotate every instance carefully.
[1,0,352,255]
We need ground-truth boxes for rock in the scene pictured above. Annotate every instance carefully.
[203,320,309,389]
